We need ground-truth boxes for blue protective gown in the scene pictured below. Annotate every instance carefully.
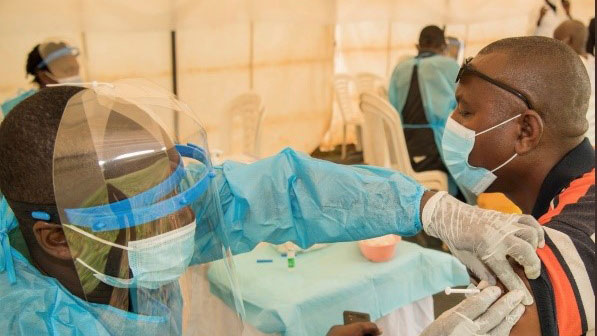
[0,148,425,335]
[1,89,37,117]
[388,53,460,194]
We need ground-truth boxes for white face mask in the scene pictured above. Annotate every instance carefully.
[44,71,82,85]
[441,114,520,195]
[56,75,83,84]
[64,221,196,289]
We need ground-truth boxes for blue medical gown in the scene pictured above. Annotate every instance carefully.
[210,148,425,255]
[1,251,182,335]
[388,55,459,193]
[1,89,36,117]
[0,148,426,335]
[1,194,180,336]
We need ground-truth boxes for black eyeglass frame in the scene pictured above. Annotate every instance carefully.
[456,57,534,110]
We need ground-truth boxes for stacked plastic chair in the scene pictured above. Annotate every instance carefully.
[333,74,363,159]
[213,92,265,164]
[359,92,448,191]
[355,72,388,99]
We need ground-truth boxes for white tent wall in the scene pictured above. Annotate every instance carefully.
[0,0,594,154]
[177,0,337,157]
[176,23,252,155]
[252,22,334,156]
[177,21,335,157]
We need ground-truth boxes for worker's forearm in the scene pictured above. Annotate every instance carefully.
[212,149,427,256]
[419,190,436,222]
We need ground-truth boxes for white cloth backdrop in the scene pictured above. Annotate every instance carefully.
[0,0,594,153]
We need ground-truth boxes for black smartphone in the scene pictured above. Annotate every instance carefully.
[343,311,371,325]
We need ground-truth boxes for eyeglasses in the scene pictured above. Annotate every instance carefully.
[456,57,534,110]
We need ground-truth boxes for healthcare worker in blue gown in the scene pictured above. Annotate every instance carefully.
[1,41,81,117]
[0,80,544,336]
[388,25,461,196]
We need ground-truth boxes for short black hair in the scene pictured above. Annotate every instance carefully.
[478,36,590,138]
[0,86,84,206]
[418,25,446,49]
[25,44,46,85]
[0,86,181,221]
[554,20,588,54]
[587,17,595,55]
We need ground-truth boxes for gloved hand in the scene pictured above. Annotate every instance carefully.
[420,286,525,336]
[422,192,544,305]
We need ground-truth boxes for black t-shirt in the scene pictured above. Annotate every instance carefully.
[400,54,447,173]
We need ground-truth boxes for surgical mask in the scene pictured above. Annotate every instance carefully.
[56,75,83,84]
[45,71,82,84]
[65,221,196,289]
[441,115,520,195]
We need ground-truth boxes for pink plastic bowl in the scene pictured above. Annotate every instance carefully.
[358,234,401,262]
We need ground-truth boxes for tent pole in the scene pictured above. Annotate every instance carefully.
[464,24,470,59]
[249,21,254,90]
[386,20,392,77]
[78,0,90,81]
[171,30,180,142]
[80,31,90,80]
[171,30,178,96]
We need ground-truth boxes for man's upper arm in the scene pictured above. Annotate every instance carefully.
[502,263,541,336]
[488,261,541,336]
[469,259,541,335]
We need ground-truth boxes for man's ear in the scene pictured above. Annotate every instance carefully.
[32,221,71,260]
[515,110,543,155]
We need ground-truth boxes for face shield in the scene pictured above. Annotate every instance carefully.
[37,42,81,82]
[52,79,244,334]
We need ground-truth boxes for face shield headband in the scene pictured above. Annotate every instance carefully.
[9,143,213,232]
[64,143,214,232]
[36,46,80,70]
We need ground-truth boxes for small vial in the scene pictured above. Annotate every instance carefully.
[287,250,296,270]
[444,287,480,295]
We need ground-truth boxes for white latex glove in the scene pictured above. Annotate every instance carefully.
[422,192,545,305]
[420,286,525,336]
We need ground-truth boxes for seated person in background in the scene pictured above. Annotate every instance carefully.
[554,19,595,146]
[388,25,460,194]
[443,36,594,335]
[1,41,81,117]
[534,0,571,37]
[445,36,462,62]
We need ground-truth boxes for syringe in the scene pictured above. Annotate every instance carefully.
[444,287,481,295]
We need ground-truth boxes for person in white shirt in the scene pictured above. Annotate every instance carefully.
[535,0,571,38]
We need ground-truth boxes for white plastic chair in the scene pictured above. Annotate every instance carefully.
[359,92,448,191]
[333,74,363,159]
[353,72,386,164]
[215,92,265,164]
[355,72,388,98]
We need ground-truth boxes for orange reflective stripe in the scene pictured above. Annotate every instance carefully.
[539,169,595,225]
[537,245,582,335]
